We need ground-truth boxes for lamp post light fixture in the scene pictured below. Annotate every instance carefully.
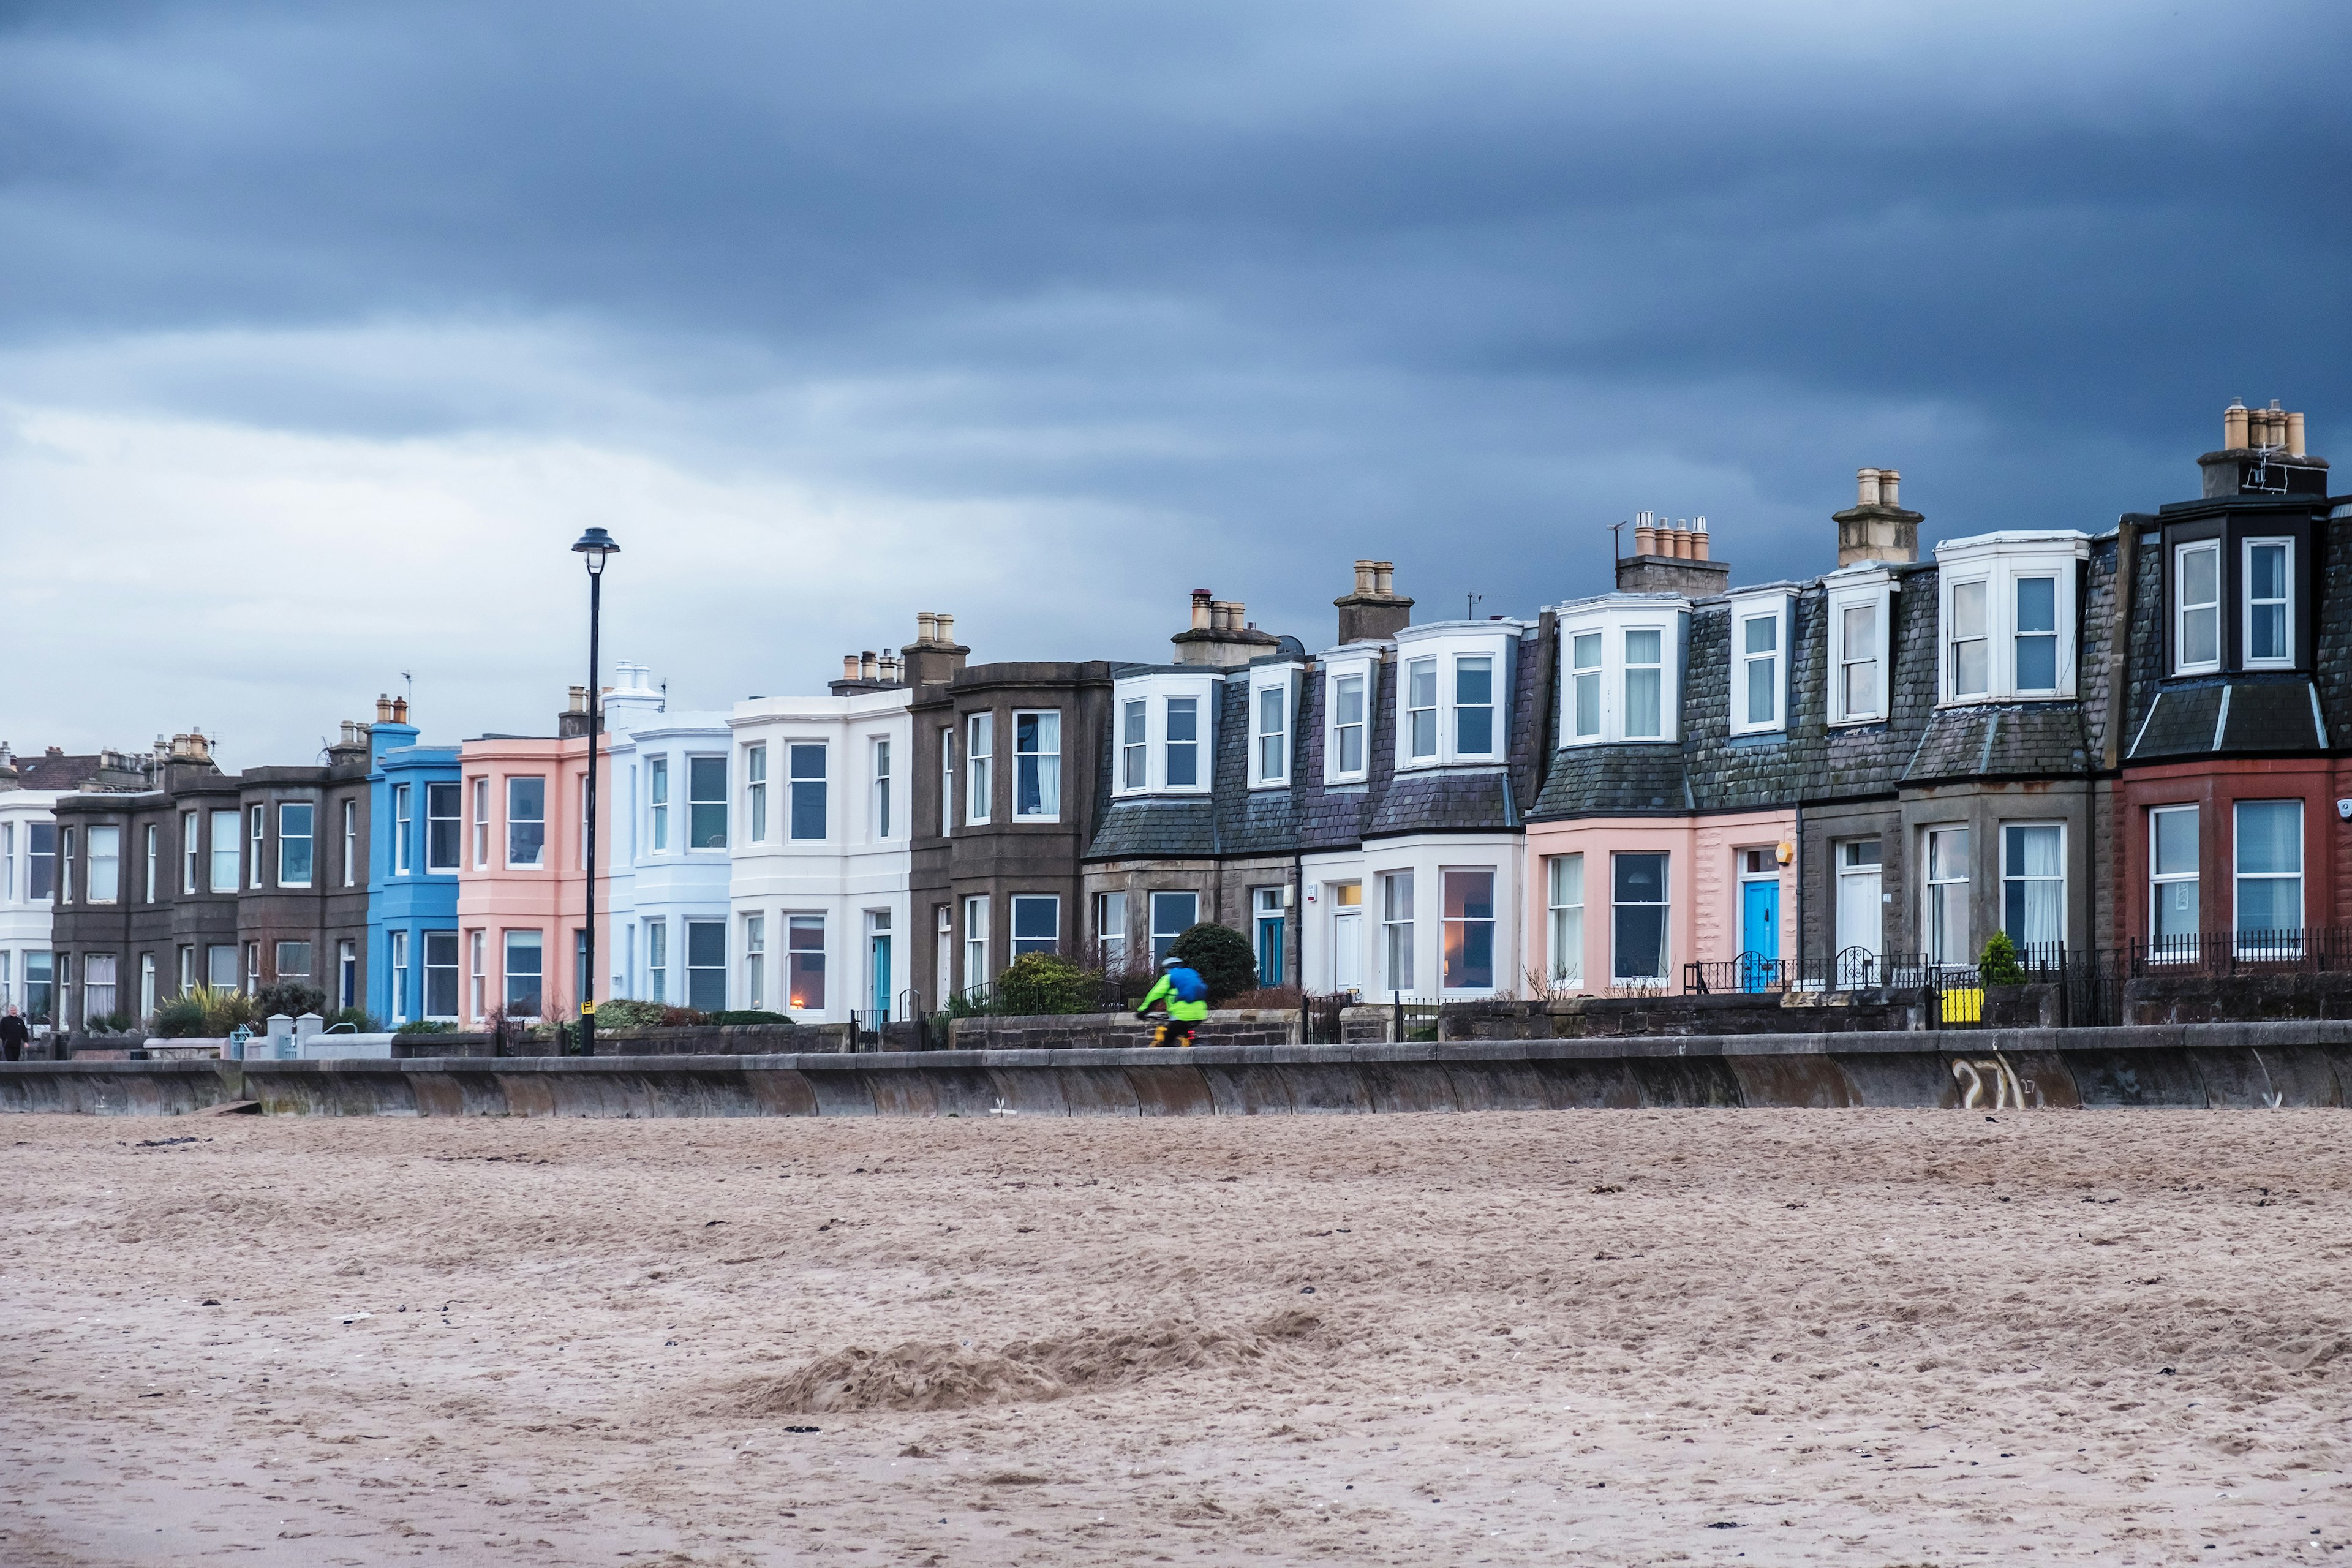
[571,526,620,1057]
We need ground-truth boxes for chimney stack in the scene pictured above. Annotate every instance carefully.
[375,693,397,723]
[1333,558,1414,644]
[1831,466,1923,568]
[2202,399,2327,498]
[898,608,970,688]
[1174,587,1282,666]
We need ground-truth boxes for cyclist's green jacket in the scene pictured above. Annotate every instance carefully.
[1139,973,1210,1023]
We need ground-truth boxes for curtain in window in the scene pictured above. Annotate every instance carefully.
[2003,826,2063,950]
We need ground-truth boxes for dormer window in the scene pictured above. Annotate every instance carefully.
[1824,567,1893,725]
[2247,538,2293,666]
[1405,658,1438,760]
[1112,673,1216,796]
[2175,541,2220,673]
[1248,664,1300,789]
[1393,624,1521,768]
[1555,598,1685,746]
[1725,589,1793,737]
[2164,521,2307,677]
[1321,652,1375,783]
[1934,533,2086,704]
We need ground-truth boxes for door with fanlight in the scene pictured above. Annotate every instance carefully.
[1330,883,1363,995]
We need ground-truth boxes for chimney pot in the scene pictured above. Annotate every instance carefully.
[843,655,861,682]
[1634,525,1657,556]
[392,697,409,725]
[568,685,587,713]
[1856,468,1880,507]
[375,695,395,723]
[917,610,939,644]
[860,650,878,681]
[1878,468,1900,507]
[1191,589,1213,631]
[2287,410,2307,458]
[1373,563,1395,595]
[936,612,956,645]
[1354,560,1378,595]
[2225,401,2250,450]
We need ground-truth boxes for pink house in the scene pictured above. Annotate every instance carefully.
[454,699,612,1025]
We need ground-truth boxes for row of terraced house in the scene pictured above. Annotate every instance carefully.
[7,401,2343,1044]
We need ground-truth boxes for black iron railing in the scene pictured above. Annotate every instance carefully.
[1683,946,1893,995]
[2127,926,2352,973]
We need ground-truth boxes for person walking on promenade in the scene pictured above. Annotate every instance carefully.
[1135,954,1210,1048]
[0,1005,29,1062]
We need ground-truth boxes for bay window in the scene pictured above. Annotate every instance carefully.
[423,930,459,1020]
[788,916,827,1010]
[1405,659,1438,760]
[2245,538,2293,666]
[967,714,993,823]
[1441,869,1496,990]
[688,756,728,848]
[1556,602,1683,746]
[507,777,546,868]
[1150,890,1197,967]
[1546,854,1584,987]
[1610,852,1667,984]
[686,919,727,1011]
[503,930,543,1017]
[426,783,460,872]
[1014,711,1060,819]
[1113,677,1218,796]
[2234,799,2302,949]
[2000,824,2064,952]
[2175,540,2220,673]
[1924,827,1971,966]
[2149,806,2198,960]
[1379,872,1414,994]
[1936,533,2086,703]
[279,803,313,888]
[790,744,826,840]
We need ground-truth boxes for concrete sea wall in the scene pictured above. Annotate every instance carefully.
[3,1021,2348,1117]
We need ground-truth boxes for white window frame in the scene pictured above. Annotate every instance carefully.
[1010,894,1061,957]
[2233,799,2304,952]
[424,783,458,874]
[962,895,990,992]
[1609,851,1670,986]
[787,742,827,842]
[647,755,670,852]
[249,804,265,888]
[1403,656,1438,761]
[389,930,410,1024]
[1012,710,1060,821]
[209,808,239,894]
[505,776,547,870]
[393,783,414,875]
[1825,570,1894,726]
[2244,536,2294,669]
[142,823,157,903]
[502,929,544,1020]
[1120,698,1147,791]
[422,930,458,1021]
[468,930,486,1022]
[646,918,668,1004]
[966,712,994,824]
[2173,538,2221,676]
[1999,821,2067,953]
[181,811,197,895]
[940,726,955,837]
[344,797,360,884]
[86,825,121,905]
[1321,654,1374,785]
[1545,853,1584,987]
[870,736,892,839]
[277,804,312,889]
[1726,589,1792,737]
[1379,870,1414,995]
[470,777,489,869]
[1095,891,1128,972]
[1393,624,1520,770]
[1248,665,1300,789]
[2147,804,2199,960]
[745,742,768,844]
[1554,598,1686,747]
[1934,533,2087,704]
[1149,889,1199,967]
[744,913,766,1011]
[1110,674,1218,797]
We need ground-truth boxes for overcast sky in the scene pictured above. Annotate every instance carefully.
[4,0,2347,767]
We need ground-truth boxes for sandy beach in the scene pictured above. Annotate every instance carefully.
[2,1108,2345,1566]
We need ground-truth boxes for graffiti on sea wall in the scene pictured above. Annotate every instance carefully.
[1950,1055,2040,1109]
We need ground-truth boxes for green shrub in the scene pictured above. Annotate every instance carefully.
[1169,922,1256,1005]
[151,994,211,1038]
[590,998,670,1029]
[704,1009,792,1026]
[1978,931,2025,987]
[993,952,1099,1016]
[88,1011,137,1035]
[394,1019,456,1035]
[255,981,327,1019]
[153,986,258,1038]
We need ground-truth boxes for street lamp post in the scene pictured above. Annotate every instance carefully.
[571,527,620,1057]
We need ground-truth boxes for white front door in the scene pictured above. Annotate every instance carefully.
[1333,913,1362,995]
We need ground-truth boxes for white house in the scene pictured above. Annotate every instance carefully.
[0,777,64,1031]
[598,663,740,1011]
[728,684,914,1023]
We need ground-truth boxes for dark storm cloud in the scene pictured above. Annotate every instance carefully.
[2,1,2349,758]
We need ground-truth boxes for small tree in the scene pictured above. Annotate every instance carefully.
[255,980,327,1019]
[995,952,1099,1015]
[1169,922,1256,1005]
[1978,930,2026,987]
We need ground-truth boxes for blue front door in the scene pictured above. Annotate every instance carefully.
[1740,880,1779,990]
[870,936,892,1017]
